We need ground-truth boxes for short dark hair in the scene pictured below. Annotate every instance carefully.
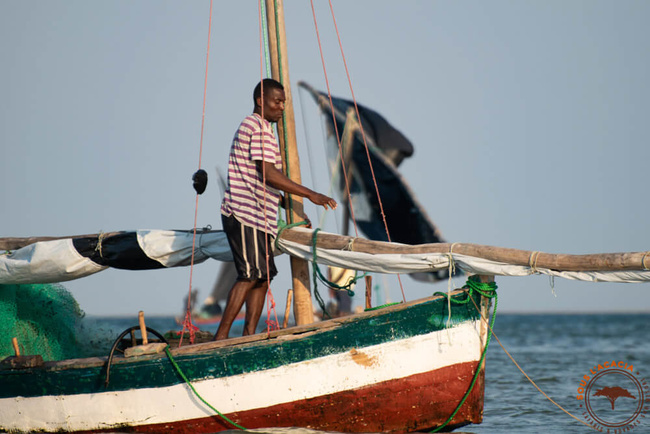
[253,78,284,105]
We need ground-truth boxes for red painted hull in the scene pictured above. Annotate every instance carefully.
[80,361,483,433]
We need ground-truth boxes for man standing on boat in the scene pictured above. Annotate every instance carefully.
[211,78,336,340]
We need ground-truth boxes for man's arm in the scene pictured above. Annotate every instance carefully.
[257,161,337,210]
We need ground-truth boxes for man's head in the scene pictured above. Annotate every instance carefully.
[253,79,286,123]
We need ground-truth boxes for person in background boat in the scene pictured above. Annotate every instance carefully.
[203,78,337,340]
[182,288,199,315]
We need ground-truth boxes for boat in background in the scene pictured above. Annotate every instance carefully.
[298,81,453,283]
[174,262,242,326]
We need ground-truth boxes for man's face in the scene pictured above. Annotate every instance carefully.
[259,87,286,123]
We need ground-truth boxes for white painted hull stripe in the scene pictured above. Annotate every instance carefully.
[1,320,482,432]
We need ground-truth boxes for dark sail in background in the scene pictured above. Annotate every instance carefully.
[298,82,452,282]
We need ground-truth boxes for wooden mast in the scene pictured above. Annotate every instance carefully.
[264,0,314,326]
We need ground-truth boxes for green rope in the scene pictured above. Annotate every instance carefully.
[269,0,296,222]
[430,277,498,433]
[164,346,247,431]
[274,218,311,250]
[310,228,369,318]
[310,228,365,294]
[364,301,401,312]
[433,277,497,305]
[259,1,272,78]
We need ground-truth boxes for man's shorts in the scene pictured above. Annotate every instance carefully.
[222,213,278,281]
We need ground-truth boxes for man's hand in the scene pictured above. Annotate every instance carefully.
[308,192,337,210]
[257,160,337,210]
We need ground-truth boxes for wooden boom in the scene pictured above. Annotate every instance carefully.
[279,228,650,272]
[3,228,648,273]
[0,233,122,251]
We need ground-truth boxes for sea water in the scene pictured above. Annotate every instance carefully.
[84,313,650,433]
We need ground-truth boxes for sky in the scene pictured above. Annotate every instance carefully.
[2,1,649,317]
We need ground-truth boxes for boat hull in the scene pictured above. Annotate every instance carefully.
[0,289,488,433]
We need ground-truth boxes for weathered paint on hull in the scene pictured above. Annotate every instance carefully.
[0,289,488,433]
[77,361,482,433]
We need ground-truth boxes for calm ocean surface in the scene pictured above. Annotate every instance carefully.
[83,313,650,434]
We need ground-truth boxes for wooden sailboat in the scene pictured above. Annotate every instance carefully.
[3,223,650,432]
[1,2,649,433]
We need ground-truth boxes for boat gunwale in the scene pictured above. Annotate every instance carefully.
[2,288,470,372]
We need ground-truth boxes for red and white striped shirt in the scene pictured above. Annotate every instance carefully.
[221,114,283,235]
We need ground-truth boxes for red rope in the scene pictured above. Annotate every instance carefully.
[308,0,359,239]
[179,0,214,346]
[314,0,407,302]
[259,0,279,336]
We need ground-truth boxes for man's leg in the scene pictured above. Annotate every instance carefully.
[213,279,257,341]
[242,280,269,336]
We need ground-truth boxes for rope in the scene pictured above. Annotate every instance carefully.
[276,223,366,318]
[307,0,359,238]
[259,0,272,78]
[445,243,459,327]
[528,251,541,273]
[269,0,297,222]
[309,228,366,318]
[95,231,106,258]
[164,346,246,430]
[310,230,362,293]
[316,0,407,303]
[274,219,311,250]
[181,0,213,346]
[434,277,497,306]
[465,292,596,430]
[364,301,401,311]
[258,1,280,336]
[430,277,497,432]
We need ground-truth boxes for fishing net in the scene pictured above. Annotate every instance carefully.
[0,283,85,361]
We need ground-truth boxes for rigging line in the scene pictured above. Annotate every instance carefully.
[308,0,360,239]
[259,0,272,78]
[326,0,406,302]
[272,0,296,221]
[317,153,343,231]
[298,86,340,233]
[181,0,214,347]
[259,0,279,335]
[466,295,596,430]
[327,0,390,243]
[297,87,322,221]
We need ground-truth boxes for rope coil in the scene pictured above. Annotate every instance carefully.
[95,231,106,258]
[311,228,365,294]
[642,251,650,270]
[528,251,541,273]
